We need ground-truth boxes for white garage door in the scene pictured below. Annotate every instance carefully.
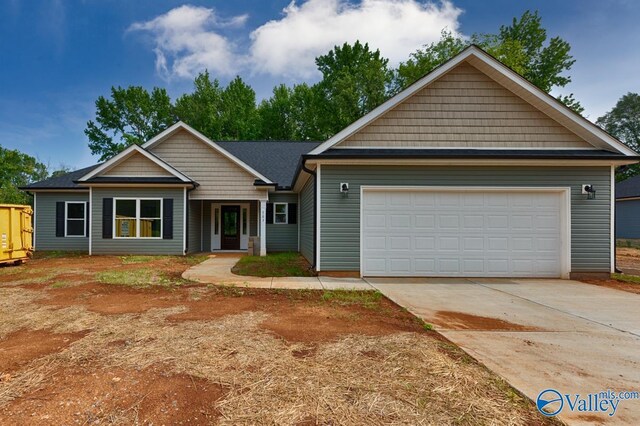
[362,188,567,277]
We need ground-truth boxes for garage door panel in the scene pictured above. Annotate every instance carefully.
[362,189,564,277]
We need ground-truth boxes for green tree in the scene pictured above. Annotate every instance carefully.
[597,93,640,180]
[395,11,582,113]
[257,84,296,140]
[174,71,224,140]
[220,76,259,140]
[290,83,325,140]
[315,41,394,137]
[0,146,48,205]
[85,86,175,161]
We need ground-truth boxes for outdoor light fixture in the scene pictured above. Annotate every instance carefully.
[582,184,596,200]
[340,182,349,194]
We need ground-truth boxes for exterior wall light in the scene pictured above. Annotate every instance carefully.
[340,182,349,195]
[582,184,596,200]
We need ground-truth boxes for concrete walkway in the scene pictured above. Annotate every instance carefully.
[182,254,374,290]
[369,278,640,425]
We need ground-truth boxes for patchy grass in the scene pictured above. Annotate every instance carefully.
[611,273,640,285]
[96,268,184,288]
[32,251,86,260]
[120,254,208,266]
[321,290,383,309]
[232,252,315,277]
[617,239,640,249]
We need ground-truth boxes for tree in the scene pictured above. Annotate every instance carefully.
[395,11,583,113]
[315,41,394,137]
[597,93,640,180]
[0,146,48,205]
[175,71,224,140]
[257,84,296,140]
[85,86,175,161]
[220,76,259,140]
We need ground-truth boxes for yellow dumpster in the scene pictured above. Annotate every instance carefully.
[0,204,33,265]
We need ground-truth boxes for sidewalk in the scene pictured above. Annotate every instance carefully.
[182,254,374,291]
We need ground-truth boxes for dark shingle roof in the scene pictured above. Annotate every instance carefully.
[21,164,100,190]
[216,141,320,188]
[617,175,640,199]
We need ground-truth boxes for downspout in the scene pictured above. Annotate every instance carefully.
[301,160,317,271]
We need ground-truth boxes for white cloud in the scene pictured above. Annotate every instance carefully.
[128,5,245,80]
[250,0,463,79]
[129,1,463,81]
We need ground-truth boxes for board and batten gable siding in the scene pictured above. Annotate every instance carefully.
[91,187,184,255]
[149,129,267,199]
[299,177,315,263]
[319,165,611,273]
[337,63,593,149]
[34,192,89,251]
[103,152,173,177]
[616,199,640,239]
[267,193,298,252]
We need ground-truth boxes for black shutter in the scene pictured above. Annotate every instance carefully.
[288,203,297,224]
[102,198,113,239]
[163,198,173,239]
[55,202,65,237]
[85,202,90,237]
[266,203,274,224]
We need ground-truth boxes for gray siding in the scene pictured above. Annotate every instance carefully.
[299,177,315,263]
[91,188,185,255]
[267,193,298,252]
[320,165,611,273]
[616,200,640,239]
[188,200,202,253]
[34,192,89,251]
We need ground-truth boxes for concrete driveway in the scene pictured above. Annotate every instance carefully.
[368,278,640,425]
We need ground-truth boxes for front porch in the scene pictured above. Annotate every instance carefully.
[188,199,266,255]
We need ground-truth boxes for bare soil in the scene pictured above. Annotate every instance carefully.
[433,311,541,331]
[0,254,556,425]
[583,247,640,294]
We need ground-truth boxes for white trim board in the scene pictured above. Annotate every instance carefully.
[359,185,572,279]
[308,45,637,157]
[142,122,273,184]
[78,145,192,183]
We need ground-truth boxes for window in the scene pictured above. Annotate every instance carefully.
[114,198,162,238]
[65,202,86,237]
[274,203,288,224]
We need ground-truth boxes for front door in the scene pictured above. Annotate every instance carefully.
[221,206,241,250]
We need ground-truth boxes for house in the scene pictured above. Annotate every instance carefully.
[615,175,640,239]
[23,46,638,279]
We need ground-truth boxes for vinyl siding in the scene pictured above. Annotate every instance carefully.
[320,165,611,273]
[103,152,173,177]
[616,200,640,239]
[91,187,184,255]
[267,193,298,252]
[299,177,315,263]
[149,129,268,200]
[188,200,202,253]
[34,192,89,251]
[338,63,593,149]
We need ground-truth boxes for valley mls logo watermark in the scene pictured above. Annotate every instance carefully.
[537,388,639,417]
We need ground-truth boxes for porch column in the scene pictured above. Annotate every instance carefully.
[259,200,267,256]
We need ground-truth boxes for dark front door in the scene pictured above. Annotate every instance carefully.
[221,206,241,250]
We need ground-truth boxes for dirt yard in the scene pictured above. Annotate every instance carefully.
[583,247,640,294]
[0,254,555,425]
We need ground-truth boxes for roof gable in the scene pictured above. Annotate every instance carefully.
[309,45,636,156]
[78,145,192,183]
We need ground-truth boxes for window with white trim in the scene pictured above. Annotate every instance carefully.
[65,202,86,237]
[114,198,162,238]
[274,203,288,224]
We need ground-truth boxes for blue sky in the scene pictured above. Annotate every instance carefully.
[1,0,639,170]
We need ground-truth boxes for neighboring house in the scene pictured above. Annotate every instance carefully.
[23,46,638,279]
[615,175,640,239]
